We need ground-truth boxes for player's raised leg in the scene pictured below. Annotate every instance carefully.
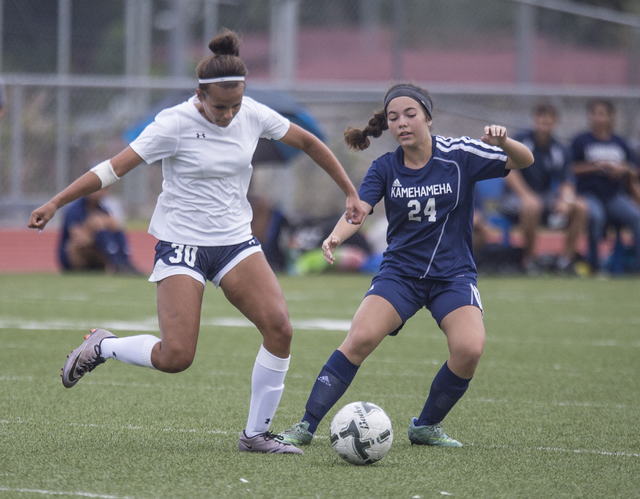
[220,252,302,454]
[61,274,203,387]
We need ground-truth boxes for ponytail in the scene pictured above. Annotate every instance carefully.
[343,110,388,151]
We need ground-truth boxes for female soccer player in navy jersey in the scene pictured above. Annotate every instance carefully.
[279,83,533,447]
[28,29,364,455]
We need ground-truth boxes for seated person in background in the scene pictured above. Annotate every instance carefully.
[58,188,141,274]
[571,99,640,274]
[0,78,5,120]
[500,104,587,273]
[472,208,490,255]
[631,133,640,206]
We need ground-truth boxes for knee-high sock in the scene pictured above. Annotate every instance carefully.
[302,350,359,434]
[417,361,471,426]
[100,335,160,369]
[245,345,290,438]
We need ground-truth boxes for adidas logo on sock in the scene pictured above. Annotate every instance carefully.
[392,178,402,188]
[318,375,331,386]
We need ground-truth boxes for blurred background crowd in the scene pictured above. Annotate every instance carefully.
[0,0,639,276]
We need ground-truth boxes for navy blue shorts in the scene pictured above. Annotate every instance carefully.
[364,272,483,334]
[149,237,262,288]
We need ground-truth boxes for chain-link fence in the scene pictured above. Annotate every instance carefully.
[1,0,639,225]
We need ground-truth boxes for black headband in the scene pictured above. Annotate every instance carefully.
[384,85,432,119]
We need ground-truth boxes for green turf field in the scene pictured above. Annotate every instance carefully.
[1,273,639,498]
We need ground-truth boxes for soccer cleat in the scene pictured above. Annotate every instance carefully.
[61,328,116,388]
[277,421,314,447]
[408,417,463,447]
[238,430,303,454]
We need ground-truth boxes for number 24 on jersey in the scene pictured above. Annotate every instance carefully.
[407,198,436,222]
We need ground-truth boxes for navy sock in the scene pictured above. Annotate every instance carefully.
[112,231,131,263]
[302,350,359,434]
[417,361,471,426]
[95,230,128,266]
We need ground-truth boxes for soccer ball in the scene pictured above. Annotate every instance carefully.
[329,401,393,465]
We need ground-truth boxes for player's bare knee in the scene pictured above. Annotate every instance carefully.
[341,330,377,364]
[451,341,484,369]
[155,348,194,373]
[158,358,193,373]
[465,347,484,369]
[261,313,293,347]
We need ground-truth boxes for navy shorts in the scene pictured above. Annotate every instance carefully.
[149,237,262,288]
[364,272,483,335]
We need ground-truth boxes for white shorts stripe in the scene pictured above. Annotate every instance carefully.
[470,283,484,315]
[212,245,262,287]
[149,260,206,287]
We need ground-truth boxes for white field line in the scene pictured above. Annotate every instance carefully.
[1,317,639,348]
[554,315,640,325]
[355,391,631,409]
[0,317,352,333]
[467,442,640,458]
[0,418,230,435]
[0,487,131,498]
[466,397,628,409]
[1,418,636,458]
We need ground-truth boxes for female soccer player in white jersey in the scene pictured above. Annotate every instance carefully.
[28,29,364,455]
[279,83,533,448]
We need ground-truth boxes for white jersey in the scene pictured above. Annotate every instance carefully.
[130,95,290,246]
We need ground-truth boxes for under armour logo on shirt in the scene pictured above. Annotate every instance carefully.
[196,133,206,138]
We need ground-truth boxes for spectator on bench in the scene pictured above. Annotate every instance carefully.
[58,187,141,275]
[571,99,640,275]
[500,104,587,273]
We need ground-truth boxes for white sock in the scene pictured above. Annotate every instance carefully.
[244,345,290,437]
[100,335,160,369]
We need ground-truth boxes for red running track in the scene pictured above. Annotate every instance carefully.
[0,228,616,275]
[0,229,157,274]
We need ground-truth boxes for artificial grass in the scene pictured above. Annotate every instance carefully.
[1,273,638,498]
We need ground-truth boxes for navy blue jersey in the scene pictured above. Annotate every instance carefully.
[358,135,508,280]
[571,132,637,201]
[512,130,571,194]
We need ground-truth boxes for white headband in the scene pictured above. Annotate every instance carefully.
[198,76,245,84]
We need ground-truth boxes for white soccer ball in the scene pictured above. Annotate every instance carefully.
[329,401,393,465]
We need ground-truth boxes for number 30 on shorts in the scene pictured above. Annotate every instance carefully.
[169,243,199,267]
[407,198,436,222]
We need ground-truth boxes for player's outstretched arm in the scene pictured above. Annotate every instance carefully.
[28,147,143,232]
[481,124,534,170]
[322,201,372,264]
[279,123,365,224]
